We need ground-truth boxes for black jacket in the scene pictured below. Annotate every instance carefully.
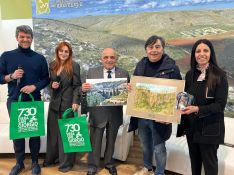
[177,67,228,144]
[128,54,182,144]
[48,61,81,113]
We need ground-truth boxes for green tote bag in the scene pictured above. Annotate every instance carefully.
[58,108,92,153]
[10,93,45,140]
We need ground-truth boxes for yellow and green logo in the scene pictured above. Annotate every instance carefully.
[36,0,50,15]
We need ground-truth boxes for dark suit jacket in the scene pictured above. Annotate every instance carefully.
[177,68,228,144]
[128,55,182,145]
[86,66,129,128]
[49,61,82,113]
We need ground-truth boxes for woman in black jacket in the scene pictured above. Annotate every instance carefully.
[177,39,228,175]
[43,41,81,172]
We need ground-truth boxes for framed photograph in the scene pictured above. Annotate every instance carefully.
[126,76,185,124]
[86,78,128,107]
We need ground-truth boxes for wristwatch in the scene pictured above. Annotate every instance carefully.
[9,73,14,80]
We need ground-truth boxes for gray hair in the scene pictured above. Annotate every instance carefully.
[15,25,33,38]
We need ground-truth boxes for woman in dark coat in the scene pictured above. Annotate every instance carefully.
[43,41,81,172]
[177,39,228,175]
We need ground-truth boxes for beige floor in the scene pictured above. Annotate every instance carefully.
[0,136,181,175]
[0,153,140,175]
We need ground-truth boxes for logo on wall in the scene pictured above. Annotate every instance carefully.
[36,0,51,14]
[36,0,83,15]
[52,0,82,8]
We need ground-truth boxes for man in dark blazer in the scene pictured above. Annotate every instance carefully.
[82,48,129,175]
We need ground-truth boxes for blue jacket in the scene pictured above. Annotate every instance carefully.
[0,46,49,101]
[128,54,182,144]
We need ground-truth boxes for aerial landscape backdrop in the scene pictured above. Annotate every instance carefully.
[32,0,234,117]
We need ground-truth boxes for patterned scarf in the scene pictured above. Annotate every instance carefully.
[196,63,209,81]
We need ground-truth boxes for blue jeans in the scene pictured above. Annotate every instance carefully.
[138,119,166,175]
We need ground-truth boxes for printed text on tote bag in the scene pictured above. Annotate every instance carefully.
[18,107,38,132]
[65,124,85,147]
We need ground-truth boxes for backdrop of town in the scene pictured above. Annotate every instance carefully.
[33,9,234,118]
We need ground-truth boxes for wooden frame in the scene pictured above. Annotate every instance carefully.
[126,76,185,123]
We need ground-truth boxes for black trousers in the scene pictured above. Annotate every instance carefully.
[87,122,119,172]
[44,109,76,168]
[12,137,40,165]
[7,99,40,166]
[186,135,219,175]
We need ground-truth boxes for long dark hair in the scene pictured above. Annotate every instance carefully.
[190,39,225,90]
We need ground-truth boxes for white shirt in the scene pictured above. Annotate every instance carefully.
[103,67,115,79]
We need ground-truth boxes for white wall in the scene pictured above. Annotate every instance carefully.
[0,19,33,102]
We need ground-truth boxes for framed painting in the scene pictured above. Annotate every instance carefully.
[126,76,185,123]
[86,78,128,107]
